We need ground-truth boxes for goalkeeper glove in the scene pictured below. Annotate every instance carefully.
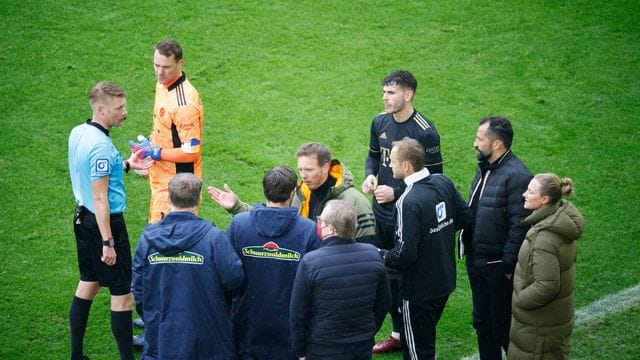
[129,137,162,160]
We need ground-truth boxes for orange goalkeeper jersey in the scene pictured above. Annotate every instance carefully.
[148,72,203,223]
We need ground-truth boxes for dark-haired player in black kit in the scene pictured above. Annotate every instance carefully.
[362,70,443,354]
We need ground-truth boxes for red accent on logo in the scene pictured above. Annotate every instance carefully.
[159,108,165,117]
[263,242,280,251]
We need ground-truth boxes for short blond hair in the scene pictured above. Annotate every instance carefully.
[88,81,126,109]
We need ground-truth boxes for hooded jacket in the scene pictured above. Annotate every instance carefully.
[229,159,376,244]
[132,211,244,360]
[293,159,376,244]
[508,200,585,360]
[227,204,321,360]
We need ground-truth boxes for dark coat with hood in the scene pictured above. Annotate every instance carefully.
[132,211,244,360]
[508,200,585,360]
[227,204,321,360]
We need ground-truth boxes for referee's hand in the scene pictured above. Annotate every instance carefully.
[101,246,117,266]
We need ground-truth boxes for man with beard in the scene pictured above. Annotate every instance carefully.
[460,116,532,359]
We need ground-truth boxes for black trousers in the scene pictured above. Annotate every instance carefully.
[466,257,512,360]
[375,218,403,333]
[401,295,449,360]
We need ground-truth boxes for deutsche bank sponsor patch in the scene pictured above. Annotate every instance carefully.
[95,158,110,175]
[436,201,447,222]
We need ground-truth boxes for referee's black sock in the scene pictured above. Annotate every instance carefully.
[69,296,92,360]
[111,310,134,360]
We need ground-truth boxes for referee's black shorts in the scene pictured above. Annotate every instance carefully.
[73,206,132,296]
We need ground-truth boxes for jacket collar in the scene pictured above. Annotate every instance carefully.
[160,211,199,223]
[524,200,560,225]
[479,149,513,172]
[404,168,430,186]
[324,236,355,246]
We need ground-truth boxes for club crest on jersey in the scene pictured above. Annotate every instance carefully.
[436,201,447,222]
[242,241,301,261]
[95,158,110,175]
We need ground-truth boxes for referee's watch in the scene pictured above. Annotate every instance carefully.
[102,237,115,247]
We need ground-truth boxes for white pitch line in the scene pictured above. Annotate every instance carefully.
[574,282,640,326]
[460,282,640,360]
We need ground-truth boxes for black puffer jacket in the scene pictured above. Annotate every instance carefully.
[462,150,532,273]
[290,237,391,358]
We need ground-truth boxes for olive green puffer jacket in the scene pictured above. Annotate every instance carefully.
[508,200,584,360]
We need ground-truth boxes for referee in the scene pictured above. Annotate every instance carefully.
[67,81,152,360]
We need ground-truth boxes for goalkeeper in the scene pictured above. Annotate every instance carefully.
[133,39,204,224]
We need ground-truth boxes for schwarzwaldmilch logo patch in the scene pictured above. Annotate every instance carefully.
[242,241,301,262]
[148,251,204,265]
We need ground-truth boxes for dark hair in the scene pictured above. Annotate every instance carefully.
[479,116,514,149]
[534,173,574,204]
[154,39,183,61]
[382,70,417,93]
[168,173,202,208]
[89,81,126,107]
[392,137,425,172]
[321,200,357,239]
[263,166,297,202]
[295,142,332,166]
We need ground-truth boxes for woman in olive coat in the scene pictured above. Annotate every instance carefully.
[508,173,585,360]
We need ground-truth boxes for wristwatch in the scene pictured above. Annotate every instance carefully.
[102,237,115,247]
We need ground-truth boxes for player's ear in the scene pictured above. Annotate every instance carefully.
[405,89,414,102]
